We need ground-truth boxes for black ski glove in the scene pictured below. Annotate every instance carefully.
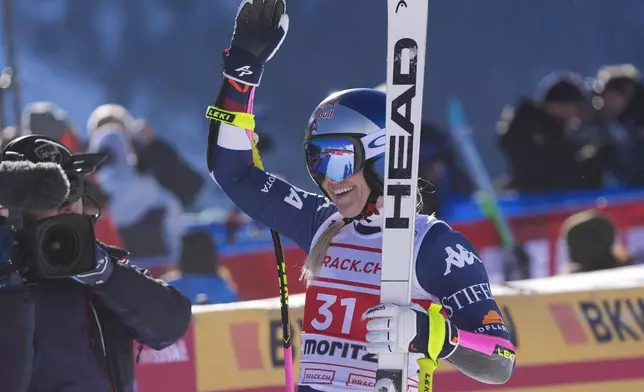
[223,0,289,86]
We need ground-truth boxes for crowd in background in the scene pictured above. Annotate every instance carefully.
[0,61,642,305]
[391,63,644,218]
[417,62,644,277]
[497,63,644,193]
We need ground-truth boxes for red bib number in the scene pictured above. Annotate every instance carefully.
[302,284,378,341]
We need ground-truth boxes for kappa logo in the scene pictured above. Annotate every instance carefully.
[443,244,482,275]
[34,142,62,163]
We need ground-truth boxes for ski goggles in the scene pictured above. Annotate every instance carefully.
[304,129,386,184]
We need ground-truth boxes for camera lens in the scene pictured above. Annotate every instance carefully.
[41,226,78,267]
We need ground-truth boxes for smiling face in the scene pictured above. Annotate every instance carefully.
[321,169,371,218]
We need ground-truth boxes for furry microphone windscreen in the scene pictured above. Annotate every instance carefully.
[0,161,71,211]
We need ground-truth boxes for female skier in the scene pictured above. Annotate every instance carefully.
[207,0,516,391]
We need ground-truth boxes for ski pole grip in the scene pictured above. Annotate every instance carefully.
[416,303,446,392]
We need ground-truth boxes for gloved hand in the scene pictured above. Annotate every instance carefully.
[362,303,459,359]
[223,0,289,86]
[72,245,114,286]
[0,218,24,290]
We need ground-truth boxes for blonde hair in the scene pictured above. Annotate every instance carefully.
[301,219,347,284]
[300,188,426,284]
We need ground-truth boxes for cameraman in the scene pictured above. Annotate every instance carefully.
[0,135,192,392]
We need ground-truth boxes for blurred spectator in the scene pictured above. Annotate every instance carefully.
[417,121,473,216]
[590,64,644,186]
[497,71,606,193]
[224,206,246,244]
[87,103,184,265]
[165,230,239,305]
[21,101,81,150]
[130,119,205,209]
[0,125,19,150]
[561,210,643,273]
[20,101,124,247]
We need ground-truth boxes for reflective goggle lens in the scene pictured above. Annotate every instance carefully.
[305,137,361,183]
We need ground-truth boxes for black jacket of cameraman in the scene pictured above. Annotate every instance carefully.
[0,241,192,392]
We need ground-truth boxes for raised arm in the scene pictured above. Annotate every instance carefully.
[207,83,336,251]
[206,0,336,251]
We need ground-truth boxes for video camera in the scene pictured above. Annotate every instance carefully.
[0,135,107,282]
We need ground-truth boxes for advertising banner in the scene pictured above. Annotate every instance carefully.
[135,267,644,391]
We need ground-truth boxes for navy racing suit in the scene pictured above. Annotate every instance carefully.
[206,80,516,389]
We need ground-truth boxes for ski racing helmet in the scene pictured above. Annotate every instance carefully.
[304,88,386,219]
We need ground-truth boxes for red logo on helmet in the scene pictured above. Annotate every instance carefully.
[314,108,334,119]
[313,98,340,120]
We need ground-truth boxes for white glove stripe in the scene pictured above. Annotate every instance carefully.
[233,0,253,35]
[366,331,395,344]
[366,317,392,331]
[223,73,260,87]
[265,14,289,63]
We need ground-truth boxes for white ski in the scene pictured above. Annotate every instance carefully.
[377,1,429,392]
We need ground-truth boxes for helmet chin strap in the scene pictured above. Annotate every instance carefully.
[342,190,380,224]
[318,185,380,225]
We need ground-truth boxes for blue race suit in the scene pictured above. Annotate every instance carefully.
[207,80,516,389]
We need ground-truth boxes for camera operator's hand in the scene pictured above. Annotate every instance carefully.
[71,246,114,286]
[222,0,289,86]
